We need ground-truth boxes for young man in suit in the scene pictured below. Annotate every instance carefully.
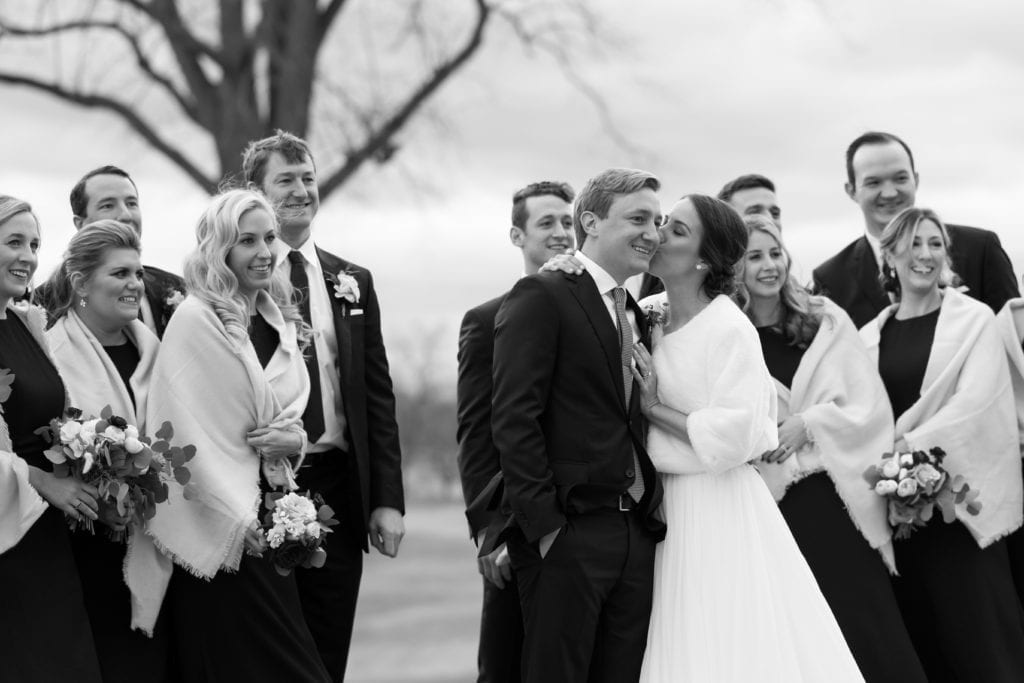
[491,168,667,683]
[243,131,405,682]
[34,166,185,337]
[457,180,575,683]
[813,131,1018,328]
[717,173,782,229]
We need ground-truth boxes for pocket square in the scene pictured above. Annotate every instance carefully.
[350,308,364,316]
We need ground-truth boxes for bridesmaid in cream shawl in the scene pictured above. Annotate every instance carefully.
[130,189,329,682]
[0,195,102,681]
[741,216,925,683]
[996,292,1024,604]
[862,207,1024,683]
[43,219,167,682]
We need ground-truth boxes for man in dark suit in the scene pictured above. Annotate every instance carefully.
[813,131,1018,328]
[457,180,575,683]
[717,173,782,229]
[491,168,666,683]
[244,131,405,682]
[34,165,185,336]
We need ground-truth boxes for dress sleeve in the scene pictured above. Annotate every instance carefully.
[686,321,778,474]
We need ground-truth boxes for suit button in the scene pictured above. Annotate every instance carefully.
[625,468,635,478]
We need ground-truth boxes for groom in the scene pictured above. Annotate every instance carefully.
[491,168,667,682]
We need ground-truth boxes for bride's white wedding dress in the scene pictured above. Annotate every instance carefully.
[639,295,863,683]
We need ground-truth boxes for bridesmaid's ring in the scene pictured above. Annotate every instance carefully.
[71,500,80,509]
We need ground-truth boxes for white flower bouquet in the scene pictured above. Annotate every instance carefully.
[260,490,338,575]
[36,405,197,540]
[863,447,981,539]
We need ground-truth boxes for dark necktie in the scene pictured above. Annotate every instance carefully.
[288,250,325,444]
[613,287,645,502]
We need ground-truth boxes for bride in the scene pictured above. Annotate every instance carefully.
[633,194,863,682]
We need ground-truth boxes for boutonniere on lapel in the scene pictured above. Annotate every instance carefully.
[326,270,363,316]
[642,301,669,328]
[164,288,186,312]
[0,368,13,415]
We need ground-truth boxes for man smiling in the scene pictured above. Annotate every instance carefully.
[813,131,1018,328]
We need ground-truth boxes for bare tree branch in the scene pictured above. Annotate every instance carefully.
[319,0,492,197]
[0,16,200,124]
[0,70,216,192]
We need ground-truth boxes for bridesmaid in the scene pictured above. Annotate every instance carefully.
[127,189,329,682]
[0,195,103,681]
[996,289,1024,604]
[861,206,1024,682]
[44,220,168,682]
[741,215,926,683]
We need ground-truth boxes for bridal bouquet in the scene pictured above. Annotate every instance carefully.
[863,447,981,539]
[261,490,338,575]
[36,405,197,540]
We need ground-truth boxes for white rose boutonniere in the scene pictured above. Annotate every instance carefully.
[331,272,360,304]
[164,288,186,311]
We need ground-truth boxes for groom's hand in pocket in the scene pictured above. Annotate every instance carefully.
[538,526,562,558]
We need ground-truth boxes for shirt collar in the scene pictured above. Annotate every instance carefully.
[574,251,619,297]
[273,236,320,270]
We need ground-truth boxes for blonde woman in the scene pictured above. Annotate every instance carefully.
[128,189,328,682]
[862,207,1024,682]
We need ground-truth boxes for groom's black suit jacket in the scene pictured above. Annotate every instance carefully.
[315,247,405,544]
[812,224,1019,329]
[491,270,665,545]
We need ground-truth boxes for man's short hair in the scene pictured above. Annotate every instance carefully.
[69,165,137,218]
[716,173,776,203]
[241,130,315,187]
[511,181,575,229]
[845,131,916,187]
[573,169,660,247]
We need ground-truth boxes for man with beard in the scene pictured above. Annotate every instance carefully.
[813,131,1018,327]
[457,180,575,683]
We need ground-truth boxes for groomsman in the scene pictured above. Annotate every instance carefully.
[34,165,185,337]
[491,168,666,683]
[717,173,783,229]
[457,180,575,683]
[813,131,1019,327]
[243,131,405,682]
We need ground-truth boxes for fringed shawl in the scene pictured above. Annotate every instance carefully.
[126,292,310,634]
[758,298,896,572]
[643,294,778,475]
[996,299,1024,453]
[861,288,1022,548]
[0,304,51,553]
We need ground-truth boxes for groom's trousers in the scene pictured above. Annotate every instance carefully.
[508,505,658,683]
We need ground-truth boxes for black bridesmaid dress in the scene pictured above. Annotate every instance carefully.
[67,338,171,683]
[759,325,927,683]
[0,312,102,682]
[165,313,329,682]
[879,309,1024,683]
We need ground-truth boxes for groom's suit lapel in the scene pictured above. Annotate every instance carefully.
[565,271,627,409]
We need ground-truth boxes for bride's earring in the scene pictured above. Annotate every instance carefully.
[695,262,706,271]
[79,297,88,308]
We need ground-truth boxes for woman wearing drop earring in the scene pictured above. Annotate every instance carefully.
[0,195,103,682]
[862,207,1024,682]
[44,220,168,682]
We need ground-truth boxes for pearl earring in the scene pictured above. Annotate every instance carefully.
[695,263,706,271]
[79,298,87,308]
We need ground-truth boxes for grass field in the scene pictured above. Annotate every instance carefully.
[346,501,481,683]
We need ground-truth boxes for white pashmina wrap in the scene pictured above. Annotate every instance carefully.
[758,298,896,571]
[996,299,1024,453]
[126,292,310,634]
[861,288,1023,548]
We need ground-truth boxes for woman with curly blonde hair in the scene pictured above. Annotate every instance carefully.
[127,188,328,682]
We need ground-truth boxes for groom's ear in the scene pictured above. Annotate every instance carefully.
[580,210,599,239]
[510,226,525,247]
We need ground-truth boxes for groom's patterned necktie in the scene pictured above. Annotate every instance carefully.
[613,286,645,503]
[289,250,326,444]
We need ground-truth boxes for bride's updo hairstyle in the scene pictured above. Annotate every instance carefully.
[683,194,748,299]
[878,206,959,301]
[183,188,304,347]
[46,219,140,322]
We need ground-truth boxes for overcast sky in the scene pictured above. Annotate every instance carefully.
[2,0,1023,388]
